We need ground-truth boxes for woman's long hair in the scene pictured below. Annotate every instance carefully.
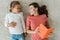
[41,5,48,17]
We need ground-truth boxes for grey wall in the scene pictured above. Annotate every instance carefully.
[0,0,60,40]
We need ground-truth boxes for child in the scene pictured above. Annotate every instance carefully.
[5,1,26,40]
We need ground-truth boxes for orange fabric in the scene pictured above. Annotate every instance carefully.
[37,24,54,39]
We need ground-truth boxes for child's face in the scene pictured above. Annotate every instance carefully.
[12,4,21,13]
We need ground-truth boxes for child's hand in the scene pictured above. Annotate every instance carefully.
[8,22,16,27]
[23,32,28,37]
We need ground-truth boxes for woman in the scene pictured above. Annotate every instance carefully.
[26,2,50,40]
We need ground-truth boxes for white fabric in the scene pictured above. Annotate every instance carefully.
[5,12,26,34]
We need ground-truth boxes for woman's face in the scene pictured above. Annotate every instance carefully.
[29,5,38,15]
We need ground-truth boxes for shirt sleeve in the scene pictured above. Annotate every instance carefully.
[21,13,26,33]
[5,15,9,27]
[26,16,31,30]
[45,15,50,28]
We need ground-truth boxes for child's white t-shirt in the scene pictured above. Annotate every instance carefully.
[5,12,26,34]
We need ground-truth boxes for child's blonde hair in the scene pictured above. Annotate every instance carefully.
[10,1,20,12]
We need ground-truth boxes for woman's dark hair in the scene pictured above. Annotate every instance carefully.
[10,1,20,12]
[29,2,48,17]
[41,5,48,17]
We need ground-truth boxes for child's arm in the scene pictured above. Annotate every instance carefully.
[5,15,9,27]
[8,22,16,27]
[5,14,16,27]
[26,16,38,34]
[21,13,26,33]
[21,13,27,37]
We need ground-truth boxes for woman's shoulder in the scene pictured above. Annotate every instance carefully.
[27,15,33,18]
[27,15,33,20]
[40,14,47,18]
[39,14,48,20]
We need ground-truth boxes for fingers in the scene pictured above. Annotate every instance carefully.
[8,22,16,27]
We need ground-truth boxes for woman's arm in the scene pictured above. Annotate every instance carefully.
[26,16,37,34]
[45,15,50,29]
[27,29,38,34]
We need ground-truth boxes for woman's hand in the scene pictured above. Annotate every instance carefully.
[34,27,38,33]
[27,28,38,34]
[8,22,16,27]
[26,27,38,34]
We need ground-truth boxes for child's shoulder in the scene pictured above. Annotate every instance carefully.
[20,12,23,13]
[19,12,23,15]
[6,13,11,16]
[5,13,13,17]
[19,12,24,16]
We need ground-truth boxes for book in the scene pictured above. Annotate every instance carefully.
[37,24,54,39]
